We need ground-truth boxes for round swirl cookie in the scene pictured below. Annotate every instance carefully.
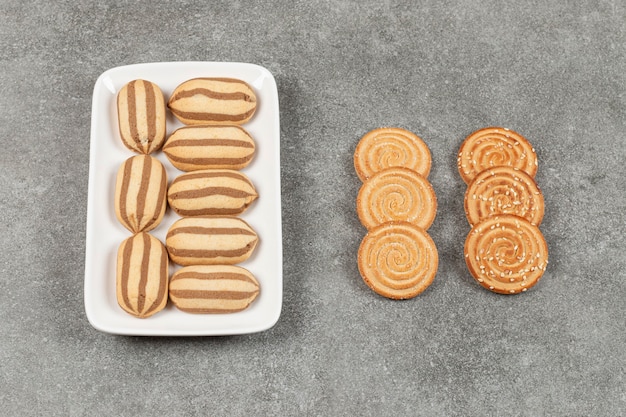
[358,222,438,299]
[457,127,537,184]
[117,79,166,154]
[168,78,257,125]
[354,127,432,181]
[464,214,548,294]
[356,167,437,230]
[114,154,167,233]
[464,166,544,227]
[116,232,169,318]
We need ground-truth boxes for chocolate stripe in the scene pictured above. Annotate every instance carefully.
[171,108,255,123]
[168,246,254,259]
[120,237,133,311]
[165,153,253,166]
[172,87,254,102]
[135,156,152,230]
[172,271,253,283]
[171,186,254,200]
[146,243,168,315]
[137,233,151,313]
[127,80,139,147]
[174,207,244,216]
[170,290,257,300]
[173,171,250,182]
[119,159,133,230]
[143,163,167,231]
[177,307,248,314]
[167,226,256,237]
[144,80,156,151]
[165,138,254,149]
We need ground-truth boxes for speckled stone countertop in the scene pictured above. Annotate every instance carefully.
[1,1,625,415]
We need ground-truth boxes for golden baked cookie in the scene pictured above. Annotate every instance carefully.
[114,154,167,233]
[464,214,548,294]
[168,169,258,216]
[354,127,432,181]
[358,222,438,299]
[357,167,437,230]
[116,232,169,318]
[457,127,537,184]
[117,79,166,154]
[162,125,256,171]
[166,216,259,266]
[168,78,257,125]
[169,265,260,314]
[464,166,544,227]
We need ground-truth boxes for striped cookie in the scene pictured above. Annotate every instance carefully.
[169,265,260,314]
[168,169,258,216]
[166,216,259,266]
[162,125,256,171]
[114,155,167,233]
[116,232,169,318]
[168,78,257,125]
[117,79,166,154]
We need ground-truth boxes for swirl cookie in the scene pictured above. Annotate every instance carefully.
[168,169,258,216]
[116,232,169,318]
[357,167,437,230]
[162,125,256,171]
[358,222,438,299]
[114,155,167,233]
[464,214,548,294]
[169,265,260,314]
[117,79,166,154]
[457,127,537,184]
[166,216,258,266]
[465,166,544,227]
[168,78,257,125]
[354,127,432,181]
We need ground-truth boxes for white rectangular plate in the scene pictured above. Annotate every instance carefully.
[85,62,282,335]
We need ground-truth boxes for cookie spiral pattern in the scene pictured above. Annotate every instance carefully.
[458,127,537,184]
[357,167,437,230]
[358,222,438,299]
[354,127,432,181]
[465,166,544,227]
[464,215,548,294]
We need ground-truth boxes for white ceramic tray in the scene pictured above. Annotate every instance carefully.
[84,62,282,335]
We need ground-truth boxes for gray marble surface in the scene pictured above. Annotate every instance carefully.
[1,1,625,415]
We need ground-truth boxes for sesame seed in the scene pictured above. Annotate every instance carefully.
[522,288,527,292]
[509,289,516,293]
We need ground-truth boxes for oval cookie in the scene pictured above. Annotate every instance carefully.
[465,166,544,227]
[168,78,257,125]
[166,216,259,266]
[169,265,260,314]
[354,127,432,181]
[168,169,258,216]
[358,222,438,299]
[464,214,548,294]
[116,232,169,318]
[457,127,537,184]
[117,79,166,154]
[162,125,256,171]
[114,155,167,233]
[357,167,437,230]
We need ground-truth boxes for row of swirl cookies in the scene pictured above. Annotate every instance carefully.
[457,127,548,294]
[353,128,438,299]
[113,78,260,317]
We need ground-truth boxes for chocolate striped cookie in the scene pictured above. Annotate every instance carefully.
[117,79,166,154]
[116,232,169,318]
[166,216,259,266]
[169,265,260,314]
[168,169,258,216]
[114,155,167,233]
[168,78,257,125]
[162,125,256,171]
